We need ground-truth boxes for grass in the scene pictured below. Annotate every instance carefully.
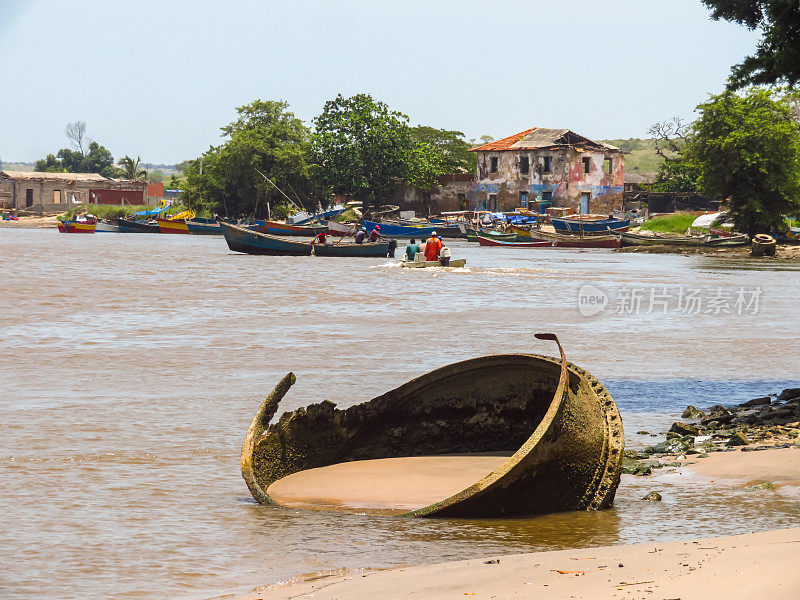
[639,213,697,234]
[64,204,189,219]
[601,138,674,173]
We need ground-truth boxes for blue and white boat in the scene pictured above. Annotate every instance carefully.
[551,216,630,234]
[362,219,437,238]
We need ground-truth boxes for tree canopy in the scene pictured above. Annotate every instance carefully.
[118,156,147,180]
[182,99,314,218]
[685,88,800,234]
[35,141,119,178]
[702,0,800,88]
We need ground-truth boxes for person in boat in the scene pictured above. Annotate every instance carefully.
[405,238,420,262]
[354,227,367,244]
[314,230,328,245]
[440,243,451,266]
[368,224,381,242]
[424,231,442,262]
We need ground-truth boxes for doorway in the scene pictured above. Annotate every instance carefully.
[579,192,590,214]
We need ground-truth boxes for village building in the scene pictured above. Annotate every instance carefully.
[0,171,148,213]
[468,128,625,214]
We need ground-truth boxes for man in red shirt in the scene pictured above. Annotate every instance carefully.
[424,231,442,261]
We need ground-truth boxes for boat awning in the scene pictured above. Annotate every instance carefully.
[133,203,171,216]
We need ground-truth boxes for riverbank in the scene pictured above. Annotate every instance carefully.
[618,242,800,260]
[0,215,61,228]
[234,446,800,600]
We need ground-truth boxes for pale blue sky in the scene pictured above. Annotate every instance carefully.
[0,0,760,164]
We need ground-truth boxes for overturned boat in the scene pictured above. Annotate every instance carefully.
[241,334,623,518]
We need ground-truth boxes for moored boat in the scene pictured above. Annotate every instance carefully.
[528,229,622,248]
[116,218,160,233]
[323,220,359,237]
[185,217,222,235]
[57,218,96,233]
[220,222,392,257]
[362,219,436,239]
[250,220,326,237]
[477,236,553,247]
[464,227,518,243]
[94,219,119,233]
[157,218,190,234]
[240,333,623,517]
[552,216,630,234]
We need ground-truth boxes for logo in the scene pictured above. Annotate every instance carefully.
[578,284,608,317]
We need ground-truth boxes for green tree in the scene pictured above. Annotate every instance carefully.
[312,93,417,208]
[34,141,119,177]
[409,126,476,173]
[685,88,800,234]
[702,0,800,88]
[651,160,701,193]
[182,99,314,218]
[118,155,148,180]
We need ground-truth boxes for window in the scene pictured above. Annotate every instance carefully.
[604,157,613,174]
[519,156,529,174]
[543,156,552,173]
[520,191,528,207]
[53,190,62,204]
[25,189,33,208]
[490,157,498,173]
[582,157,591,174]
[489,194,498,210]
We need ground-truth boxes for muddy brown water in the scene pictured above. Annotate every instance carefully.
[1,229,799,600]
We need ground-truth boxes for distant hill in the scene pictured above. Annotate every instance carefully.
[0,162,37,172]
[601,138,665,173]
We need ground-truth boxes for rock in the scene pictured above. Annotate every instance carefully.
[666,431,682,440]
[682,405,705,419]
[746,482,775,491]
[705,420,720,430]
[636,430,650,435]
[622,457,652,476]
[697,453,709,458]
[642,491,662,502]
[727,431,750,446]
[640,459,664,469]
[778,388,800,402]
[670,421,701,436]
[741,396,771,407]
[648,438,691,455]
[787,430,798,439]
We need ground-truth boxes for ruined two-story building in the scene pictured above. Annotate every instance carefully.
[468,128,624,214]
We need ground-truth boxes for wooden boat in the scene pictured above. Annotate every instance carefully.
[220,222,392,257]
[705,234,749,247]
[157,218,190,234]
[528,229,622,248]
[477,236,553,248]
[464,227,518,243]
[241,333,623,518]
[619,231,704,247]
[116,218,160,233]
[401,258,467,268]
[323,220,359,237]
[552,216,630,234]
[510,225,533,240]
[57,218,96,233]
[251,220,326,237]
[94,219,119,233]
[362,219,436,239]
[185,217,222,235]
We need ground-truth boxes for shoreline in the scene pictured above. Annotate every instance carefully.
[231,446,800,599]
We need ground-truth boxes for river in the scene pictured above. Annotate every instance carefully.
[1,228,799,600]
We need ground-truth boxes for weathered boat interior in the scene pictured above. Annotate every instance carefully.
[241,334,623,518]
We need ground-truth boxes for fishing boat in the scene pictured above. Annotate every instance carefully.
[401,258,467,268]
[240,333,623,517]
[477,236,553,248]
[552,216,630,234]
[57,217,96,233]
[94,219,119,233]
[527,229,622,248]
[362,219,436,239]
[250,220,326,237]
[323,220,359,237]
[220,222,392,257]
[463,227,518,243]
[185,217,222,235]
[116,218,160,233]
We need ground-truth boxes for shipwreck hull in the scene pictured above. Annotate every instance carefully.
[241,336,623,518]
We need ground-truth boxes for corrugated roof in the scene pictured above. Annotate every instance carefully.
[470,127,620,152]
[0,170,110,182]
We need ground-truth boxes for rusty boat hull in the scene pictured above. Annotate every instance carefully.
[241,335,623,518]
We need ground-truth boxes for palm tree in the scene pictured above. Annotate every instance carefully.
[118,155,147,180]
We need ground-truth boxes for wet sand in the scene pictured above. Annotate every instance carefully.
[266,454,511,514]
[238,447,800,600]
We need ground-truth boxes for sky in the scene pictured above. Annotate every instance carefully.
[0,0,761,165]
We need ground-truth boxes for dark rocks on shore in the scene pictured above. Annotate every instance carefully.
[670,421,701,436]
[681,405,705,419]
[741,396,771,407]
[778,388,800,402]
[727,431,750,446]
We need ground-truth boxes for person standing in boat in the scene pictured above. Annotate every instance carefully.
[354,227,367,244]
[368,224,381,242]
[424,231,442,262]
[405,238,420,261]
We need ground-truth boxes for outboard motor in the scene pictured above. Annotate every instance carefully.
[387,239,398,258]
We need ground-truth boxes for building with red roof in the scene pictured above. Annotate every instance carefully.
[468,127,624,214]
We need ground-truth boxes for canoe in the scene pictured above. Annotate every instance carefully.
[510,225,533,240]
[116,218,160,233]
[705,234,749,247]
[401,258,467,268]
[94,219,119,233]
[57,220,96,233]
[157,218,190,234]
[362,219,437,239]
[185,217,222,235]
[477,236,553,248]
[552,217,630,234]
[220,222,392,257]
[251,220,326,237]
[240,333,623,518]
[619,231,704,246]
[528,230,622,248]
[323,220,359,237]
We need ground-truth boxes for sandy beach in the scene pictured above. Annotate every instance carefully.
[234,446,800,600]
